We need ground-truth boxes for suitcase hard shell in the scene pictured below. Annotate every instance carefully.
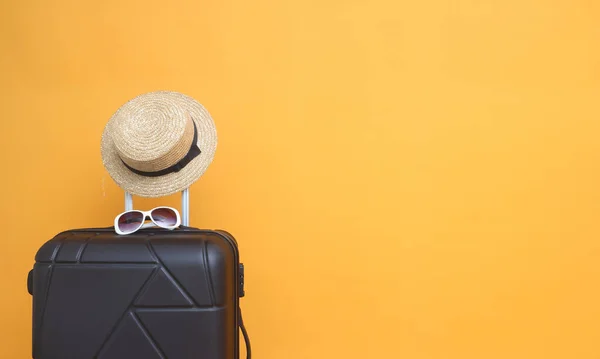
[27,192,250,359]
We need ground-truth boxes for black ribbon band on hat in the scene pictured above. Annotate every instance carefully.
[121,121,201,177]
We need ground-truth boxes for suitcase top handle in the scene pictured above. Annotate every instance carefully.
[125,188,190,226]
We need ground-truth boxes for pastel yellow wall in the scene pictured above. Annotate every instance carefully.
[1,0,600,358]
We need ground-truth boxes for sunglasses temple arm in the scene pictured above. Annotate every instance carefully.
[182,188,190,226]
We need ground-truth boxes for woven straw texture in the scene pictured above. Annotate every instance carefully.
[101,91,217,197]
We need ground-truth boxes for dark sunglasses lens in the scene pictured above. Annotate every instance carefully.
[152,208,178,227]
[118,212,144,233]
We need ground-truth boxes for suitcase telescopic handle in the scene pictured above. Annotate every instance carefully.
[125,188,191,226]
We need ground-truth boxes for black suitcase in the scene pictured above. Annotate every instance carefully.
[27,192,250,359]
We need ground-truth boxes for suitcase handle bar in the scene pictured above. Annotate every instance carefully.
[125,188,190,226]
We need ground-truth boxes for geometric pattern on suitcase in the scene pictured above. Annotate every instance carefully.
[33,231,232,359]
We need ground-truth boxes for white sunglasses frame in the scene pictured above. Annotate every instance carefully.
[114,206,181,235]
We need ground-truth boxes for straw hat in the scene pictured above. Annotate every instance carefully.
[100,91,217,198]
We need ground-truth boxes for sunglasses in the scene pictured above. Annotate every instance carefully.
[114,206,181,235]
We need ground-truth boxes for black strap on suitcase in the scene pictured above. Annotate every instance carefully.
[28,190,251,359]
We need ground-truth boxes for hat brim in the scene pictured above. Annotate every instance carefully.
[100,91,217,198]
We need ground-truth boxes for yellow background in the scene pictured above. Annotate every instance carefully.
[1,0,600,358]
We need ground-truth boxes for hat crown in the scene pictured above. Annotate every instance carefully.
[111,97,190,161]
